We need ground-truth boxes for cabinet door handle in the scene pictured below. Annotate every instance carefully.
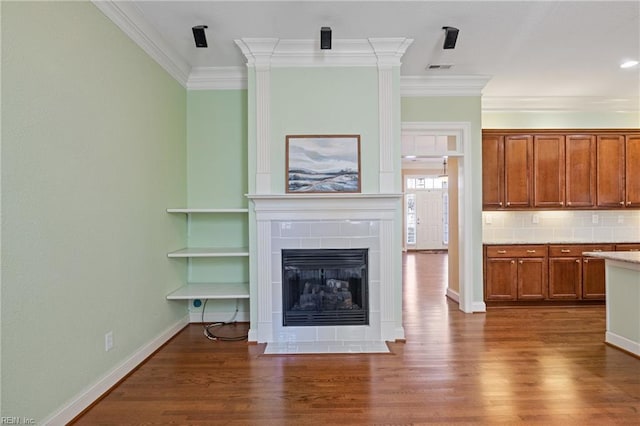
[519,260,523,264]
[526,250,536,253]
[627,201,632,206]
[511,260,515,264]
[576,259,581,263]
[619,201,625,205]
[506,202,511,206]
[561,249,571,253]
[567,201,572,206]
[499,202,503,206]
[593,249,602,252]
[497,250,507,254]
[560,201,564,206]
[584,259,589,263]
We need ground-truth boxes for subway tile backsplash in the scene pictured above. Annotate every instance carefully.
[482,210,640,244]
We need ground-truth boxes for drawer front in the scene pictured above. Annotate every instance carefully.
[549,244,613,257]
[615,244,640,252]
[486,245,547,258]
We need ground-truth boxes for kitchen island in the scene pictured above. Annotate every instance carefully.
[583,251,640,357]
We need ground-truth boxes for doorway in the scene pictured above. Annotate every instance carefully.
[405,175,448,251]
[401,122,477,313]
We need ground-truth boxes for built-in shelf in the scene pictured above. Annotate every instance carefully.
[167,208,249,214]
[167,247,249,258]
[166,282,250,300]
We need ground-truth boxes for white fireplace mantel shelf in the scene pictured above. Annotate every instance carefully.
[247,193,403,221]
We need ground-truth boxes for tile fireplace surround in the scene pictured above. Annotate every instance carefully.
[248,194,403,354]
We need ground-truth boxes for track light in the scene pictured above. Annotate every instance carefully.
[320,26,332,50]
[442,26,459,49]
[192,25,208,48]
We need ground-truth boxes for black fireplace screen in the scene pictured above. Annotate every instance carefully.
[282,248,368,327]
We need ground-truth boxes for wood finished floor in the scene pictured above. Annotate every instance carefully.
[74,253,640,425]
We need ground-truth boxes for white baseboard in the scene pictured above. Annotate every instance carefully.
[446,288,460,303]
[606,331,640,356]
[42,315,189,425]
[471,301,487,313]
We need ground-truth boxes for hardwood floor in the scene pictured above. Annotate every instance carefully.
[73,252,639,424]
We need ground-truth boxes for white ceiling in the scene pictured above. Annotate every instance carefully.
[120,1,640,112]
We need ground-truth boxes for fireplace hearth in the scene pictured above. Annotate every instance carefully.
[282,248,368,327]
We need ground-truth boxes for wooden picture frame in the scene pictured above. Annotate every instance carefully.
[286,135,361,193]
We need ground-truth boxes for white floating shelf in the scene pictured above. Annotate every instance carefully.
[166,282,250,300]
[167,208,249,213]
[167,247,250,258]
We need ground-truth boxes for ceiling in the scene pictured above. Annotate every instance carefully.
[127,0,640,113]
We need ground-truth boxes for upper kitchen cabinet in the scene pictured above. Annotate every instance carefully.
[596,135,625,208]
[504,135,533,208]
[625,135,640,208]
[533,134,565,208]
[483,129,638,210]
[565,135,596,208]
[482,134,504,209]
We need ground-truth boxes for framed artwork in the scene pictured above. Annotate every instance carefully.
[286,135,361,193]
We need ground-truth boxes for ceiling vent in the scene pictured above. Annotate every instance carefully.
[427,64,453,70]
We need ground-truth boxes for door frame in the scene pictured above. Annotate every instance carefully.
[401,122,482,313]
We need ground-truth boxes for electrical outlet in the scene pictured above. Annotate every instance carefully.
[592,214,599,224]
[105,331,113,352]
[618,215,624,224]
[532,214,539,224]
[485,214,492,225]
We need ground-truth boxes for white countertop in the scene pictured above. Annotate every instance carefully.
[582,251,640,265]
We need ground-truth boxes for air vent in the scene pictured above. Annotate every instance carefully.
[427,64,453,70]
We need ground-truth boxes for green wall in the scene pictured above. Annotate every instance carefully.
[270,67,380,193]
[186,90,249,318]
[483,111,640,129]
[1,1,186,421]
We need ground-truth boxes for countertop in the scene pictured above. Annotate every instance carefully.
[483,240,639,245]
[582,251,640,265]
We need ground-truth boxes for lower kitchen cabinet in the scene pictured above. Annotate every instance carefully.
[484,242,626,304]
[548,244,612,300]
[582,256,606,299]
[484,245,547,301]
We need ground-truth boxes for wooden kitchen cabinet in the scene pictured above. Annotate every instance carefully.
[596,135,625,208]
[482,134,504,209]
[485,245,547,301]
[504,135,533,208]
[615,243,640,252]
[565,135,596,207]
[625,135,640,208]
[548,244,612,300]
[483,129,638,210]
[582,256,606,299]
[533,134,565,208]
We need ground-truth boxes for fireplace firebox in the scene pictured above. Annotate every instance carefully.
[282,249,368,327]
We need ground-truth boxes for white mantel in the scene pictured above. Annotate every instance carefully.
[247,193,404,351]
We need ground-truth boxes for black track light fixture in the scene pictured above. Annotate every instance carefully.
[320,26,332,50]
[442,26,459,49]
[192,25,208,48]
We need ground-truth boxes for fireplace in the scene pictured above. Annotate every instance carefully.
[282,248,368,327]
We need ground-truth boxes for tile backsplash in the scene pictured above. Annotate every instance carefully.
[482,210,640,244]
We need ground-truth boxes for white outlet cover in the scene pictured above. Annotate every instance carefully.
[592,214,599,224]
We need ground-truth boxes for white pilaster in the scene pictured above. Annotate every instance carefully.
[369,38,413,193]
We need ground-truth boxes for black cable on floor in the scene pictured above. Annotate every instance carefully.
[201,298,248,341]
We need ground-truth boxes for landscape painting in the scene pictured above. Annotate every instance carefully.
[286,135,361,193]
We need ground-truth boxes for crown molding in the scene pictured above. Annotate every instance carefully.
[187,67,248,90]
[482,96,640,112]
[91,0,190,87]
[235,38,413,68]
[400,75,491,97]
